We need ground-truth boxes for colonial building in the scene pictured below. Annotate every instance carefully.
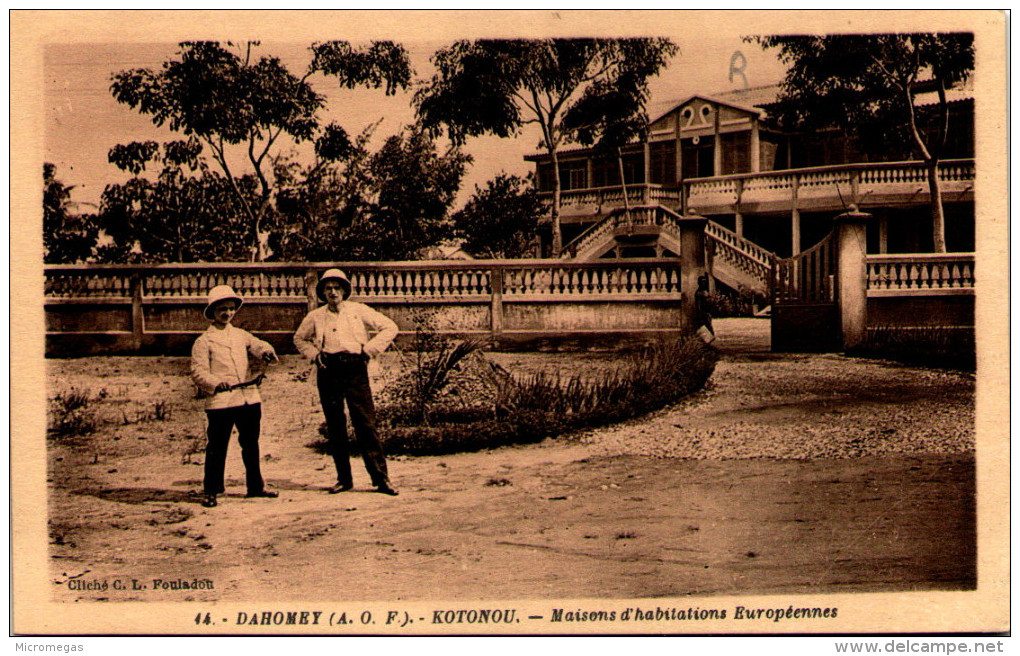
[526,82,975,276]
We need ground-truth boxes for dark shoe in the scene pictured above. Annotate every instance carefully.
[327,483,353,494]
[375,484,399,496]
[201,495,218,508]
[246,489,279,499]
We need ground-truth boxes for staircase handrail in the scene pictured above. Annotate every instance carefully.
[703,220,776,270]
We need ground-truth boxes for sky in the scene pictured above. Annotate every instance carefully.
[43,36,788,211]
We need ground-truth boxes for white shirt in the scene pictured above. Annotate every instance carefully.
[191,324,276,410]
[293,302,399,361]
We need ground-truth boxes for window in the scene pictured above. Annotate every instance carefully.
[649,141,677,185]
[721,132,751,175]
[568,165,587,190]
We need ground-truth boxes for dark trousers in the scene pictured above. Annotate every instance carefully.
[204,403,265,496]
[316,354,390,488]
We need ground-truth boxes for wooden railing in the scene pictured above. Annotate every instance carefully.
[536,160,974,220]
[866,253,975,297]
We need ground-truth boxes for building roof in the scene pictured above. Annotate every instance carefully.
[647,93,766,126]
[524,79,973,160]
[714,84,784,108]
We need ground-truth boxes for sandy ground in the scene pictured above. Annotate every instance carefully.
[45,319,975,603]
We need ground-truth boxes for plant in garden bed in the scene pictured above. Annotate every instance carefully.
[376,336,718,456]
[850,324,975,372]
[380,308,494,425]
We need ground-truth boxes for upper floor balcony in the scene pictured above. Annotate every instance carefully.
[541,159,975,221]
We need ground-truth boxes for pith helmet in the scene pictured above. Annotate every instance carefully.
[204,285,244,319]
[316,268,353,302]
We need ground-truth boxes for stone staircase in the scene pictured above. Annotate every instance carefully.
[562,204,775,297]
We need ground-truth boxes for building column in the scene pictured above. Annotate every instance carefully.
[791,209,801,257]
[643,141,651,187]
[836,207,870,351]
[878,214,889,254]
[735,212,744,239]
[674,119,683,187]
[750,118,761,173]
[713,107,723,176]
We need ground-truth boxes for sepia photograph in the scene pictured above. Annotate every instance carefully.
[10,9,1009,638]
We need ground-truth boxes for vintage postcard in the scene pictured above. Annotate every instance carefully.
[10,10,1009,638]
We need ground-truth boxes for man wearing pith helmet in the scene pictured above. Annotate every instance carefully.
[294,269,400,496]
[191,285,279,508]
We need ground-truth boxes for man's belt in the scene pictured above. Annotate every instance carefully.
[322,351,368,363]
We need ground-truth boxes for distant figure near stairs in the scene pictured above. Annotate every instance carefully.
[694,274,715,344]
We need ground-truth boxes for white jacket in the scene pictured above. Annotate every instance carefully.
[191,324,275,410]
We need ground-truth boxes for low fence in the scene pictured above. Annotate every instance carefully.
[865,253,975,333]
[771,208,975,353]
[45,259,689,356]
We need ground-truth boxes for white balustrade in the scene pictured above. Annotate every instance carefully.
[866,254,975,296]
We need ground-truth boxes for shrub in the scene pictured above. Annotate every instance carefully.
[374,337,718,456]
[706,285,768,317]
[851,325,975,372]
[50,387,101,437]
[385,308,491,424]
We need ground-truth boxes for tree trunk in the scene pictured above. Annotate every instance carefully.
[927,158,947,253]
[550,148,563,256]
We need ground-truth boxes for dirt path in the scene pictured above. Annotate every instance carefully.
[47,319,975,602]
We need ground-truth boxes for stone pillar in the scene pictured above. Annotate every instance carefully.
[130,273,144,349]
[489,265,504,340]
[678,210,709,332]
[878,215,889,254]
[304,269,320,313]
[735,212,744,238]
[836,207,870,351]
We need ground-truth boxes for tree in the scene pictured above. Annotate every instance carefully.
[754,33,974,253]
[43,163,97,263]
[363,126,470,260]
[110,40,413,261]
[270,124,376,261]
[97,140,255,262]
[415,38,678,255]
[272,124,469,261]
[452,174,543,258]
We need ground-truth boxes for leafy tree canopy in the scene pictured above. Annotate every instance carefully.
[109,40,413,260]
[271,124,470,262]
[44,163,97,264]
[97,142,254,263]
[754,33,974,161]
[414,38,678,254]
[452,173,542,259]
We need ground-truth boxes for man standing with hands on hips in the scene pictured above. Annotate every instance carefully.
[294,269,400,496]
